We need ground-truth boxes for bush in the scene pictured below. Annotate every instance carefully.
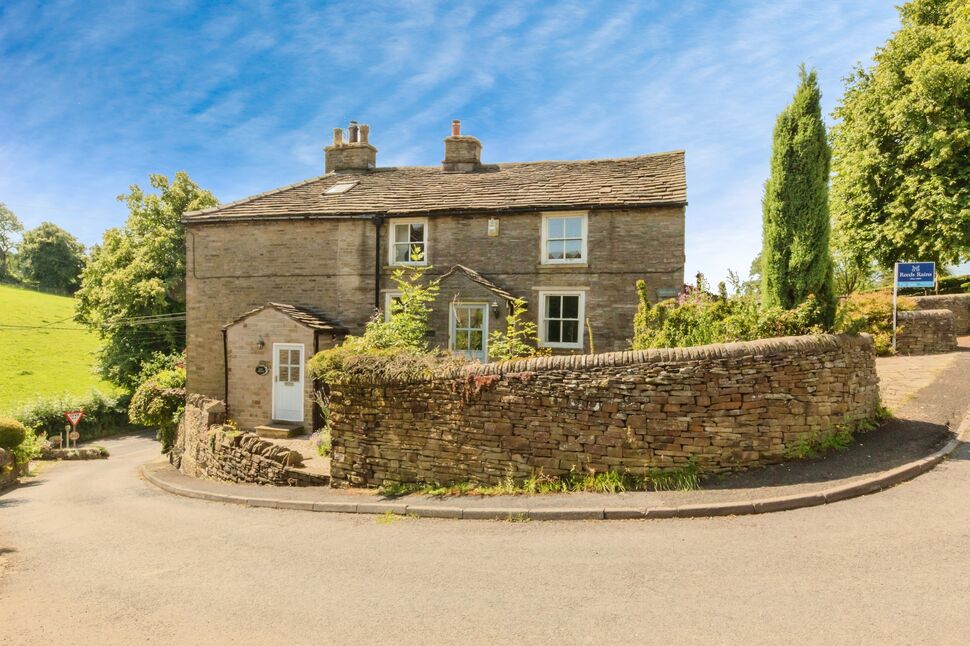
[11,427,43,466]
[899,274,969,296]
[311,260,447,385]
[835,291,916,355]
[128,367,185,452]
[632,277,826,350]
[488,297,548,361]
[8,390,131,442]
[0,417,27,449]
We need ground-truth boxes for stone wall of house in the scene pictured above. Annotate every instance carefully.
[327,334,880,487]
[896,310,957,355]
[172,395,328,486]
[912,294,970,335]
[226,308,343,431]
[186,206,685,400]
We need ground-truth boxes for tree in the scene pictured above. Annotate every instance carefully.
[761,65,835,326]
[15,222,85,292]
[831,0,970,269]
[489,297,545,361]
[75,172,217,388]
[0,202,23,280]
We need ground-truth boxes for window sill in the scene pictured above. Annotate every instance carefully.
[538,343,584,350]
[536,262,589,270]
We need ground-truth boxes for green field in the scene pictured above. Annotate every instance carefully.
[0,283,118,412]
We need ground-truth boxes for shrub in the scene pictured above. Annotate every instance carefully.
[488,297,548,361]
[0,417,27,450]
[311,259,447,385]
[128,366,186,452]
[136,350,185,384]
[835,291,916,355]
[11,427,44,466]
[899,274,970,296]
[8,390,131,442]
[632,276,826,350]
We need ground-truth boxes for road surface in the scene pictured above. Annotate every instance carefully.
[1,431,969,645]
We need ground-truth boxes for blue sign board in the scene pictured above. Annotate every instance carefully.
[896,262,935,288]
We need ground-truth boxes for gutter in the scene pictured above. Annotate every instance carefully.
[372,215,385,312]
[222,328,229,417]
[181,201,688,226]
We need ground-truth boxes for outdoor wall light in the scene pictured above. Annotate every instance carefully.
[491,301,500,316]
[256,336,265,351]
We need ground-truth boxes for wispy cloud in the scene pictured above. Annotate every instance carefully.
[0,0,901,280]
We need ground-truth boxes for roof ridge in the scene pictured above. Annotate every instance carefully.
[383,149,685,172]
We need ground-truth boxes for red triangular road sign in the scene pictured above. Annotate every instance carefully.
[65,410,84,426]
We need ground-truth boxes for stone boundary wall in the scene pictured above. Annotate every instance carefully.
[172,395,327,487]
[896,310,957,355]
[912,294,970,335]
[328,334,880,487]
[0,448,18,490]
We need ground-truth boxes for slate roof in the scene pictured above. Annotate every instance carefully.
[184,151,686,222]
[440,265,521,304]
[224,302,348,332]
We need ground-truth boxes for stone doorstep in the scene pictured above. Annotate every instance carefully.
[254,421,304,439]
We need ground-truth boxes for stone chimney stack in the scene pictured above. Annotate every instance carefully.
[325,121,377,173]
[442,119,482,173]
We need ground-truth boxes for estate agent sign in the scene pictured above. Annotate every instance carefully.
[893,261,936,351]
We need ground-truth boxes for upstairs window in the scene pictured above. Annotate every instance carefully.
[390,218,428,265]
[541,212,587,264]
[539,291,585,349]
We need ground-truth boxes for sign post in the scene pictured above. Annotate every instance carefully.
[893,261,936,352]
[64,410,84,449]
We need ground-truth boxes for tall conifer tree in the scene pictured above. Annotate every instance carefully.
[761,65,835,326]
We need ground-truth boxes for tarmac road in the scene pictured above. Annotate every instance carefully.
[1,430,969,645]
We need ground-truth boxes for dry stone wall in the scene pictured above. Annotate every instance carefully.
[896,310,957,355]
[328,334,881,487]
[173,394,328,487]
[912,294,970,335]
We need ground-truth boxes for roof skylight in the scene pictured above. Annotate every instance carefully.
[325,181,358,195]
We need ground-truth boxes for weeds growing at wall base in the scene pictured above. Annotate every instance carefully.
[784,408,889,460]
[379,461,701,497]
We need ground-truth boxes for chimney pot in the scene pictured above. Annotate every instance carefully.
[442,120,482,173]
[325,122,376,173]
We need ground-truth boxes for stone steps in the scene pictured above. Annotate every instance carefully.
[254,421,304,439]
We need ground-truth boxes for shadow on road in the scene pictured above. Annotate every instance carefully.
[706,416,954,490]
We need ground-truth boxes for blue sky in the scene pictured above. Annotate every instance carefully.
[0,0,905,284]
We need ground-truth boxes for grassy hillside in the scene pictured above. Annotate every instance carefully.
[0,283,118,411]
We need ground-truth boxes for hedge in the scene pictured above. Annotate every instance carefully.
[7,390,137,442]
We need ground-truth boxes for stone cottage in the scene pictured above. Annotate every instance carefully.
[183,120,687,434]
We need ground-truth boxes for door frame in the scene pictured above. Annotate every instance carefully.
[271,342,305,422]
[449,302,490,362]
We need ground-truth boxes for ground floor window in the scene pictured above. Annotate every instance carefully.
[539,291,585,349]
[450,302,489,361]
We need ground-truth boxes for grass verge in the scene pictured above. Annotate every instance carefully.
[380,461,701,497]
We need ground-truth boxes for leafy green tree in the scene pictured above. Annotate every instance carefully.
[831,0,970,269]
[0,202,23,280]
[15,222,85,292]
[761,66,835,326]
[75,172,217,388]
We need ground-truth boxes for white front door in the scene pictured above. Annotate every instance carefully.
[451,303,489,362]
[272,343,304,422]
